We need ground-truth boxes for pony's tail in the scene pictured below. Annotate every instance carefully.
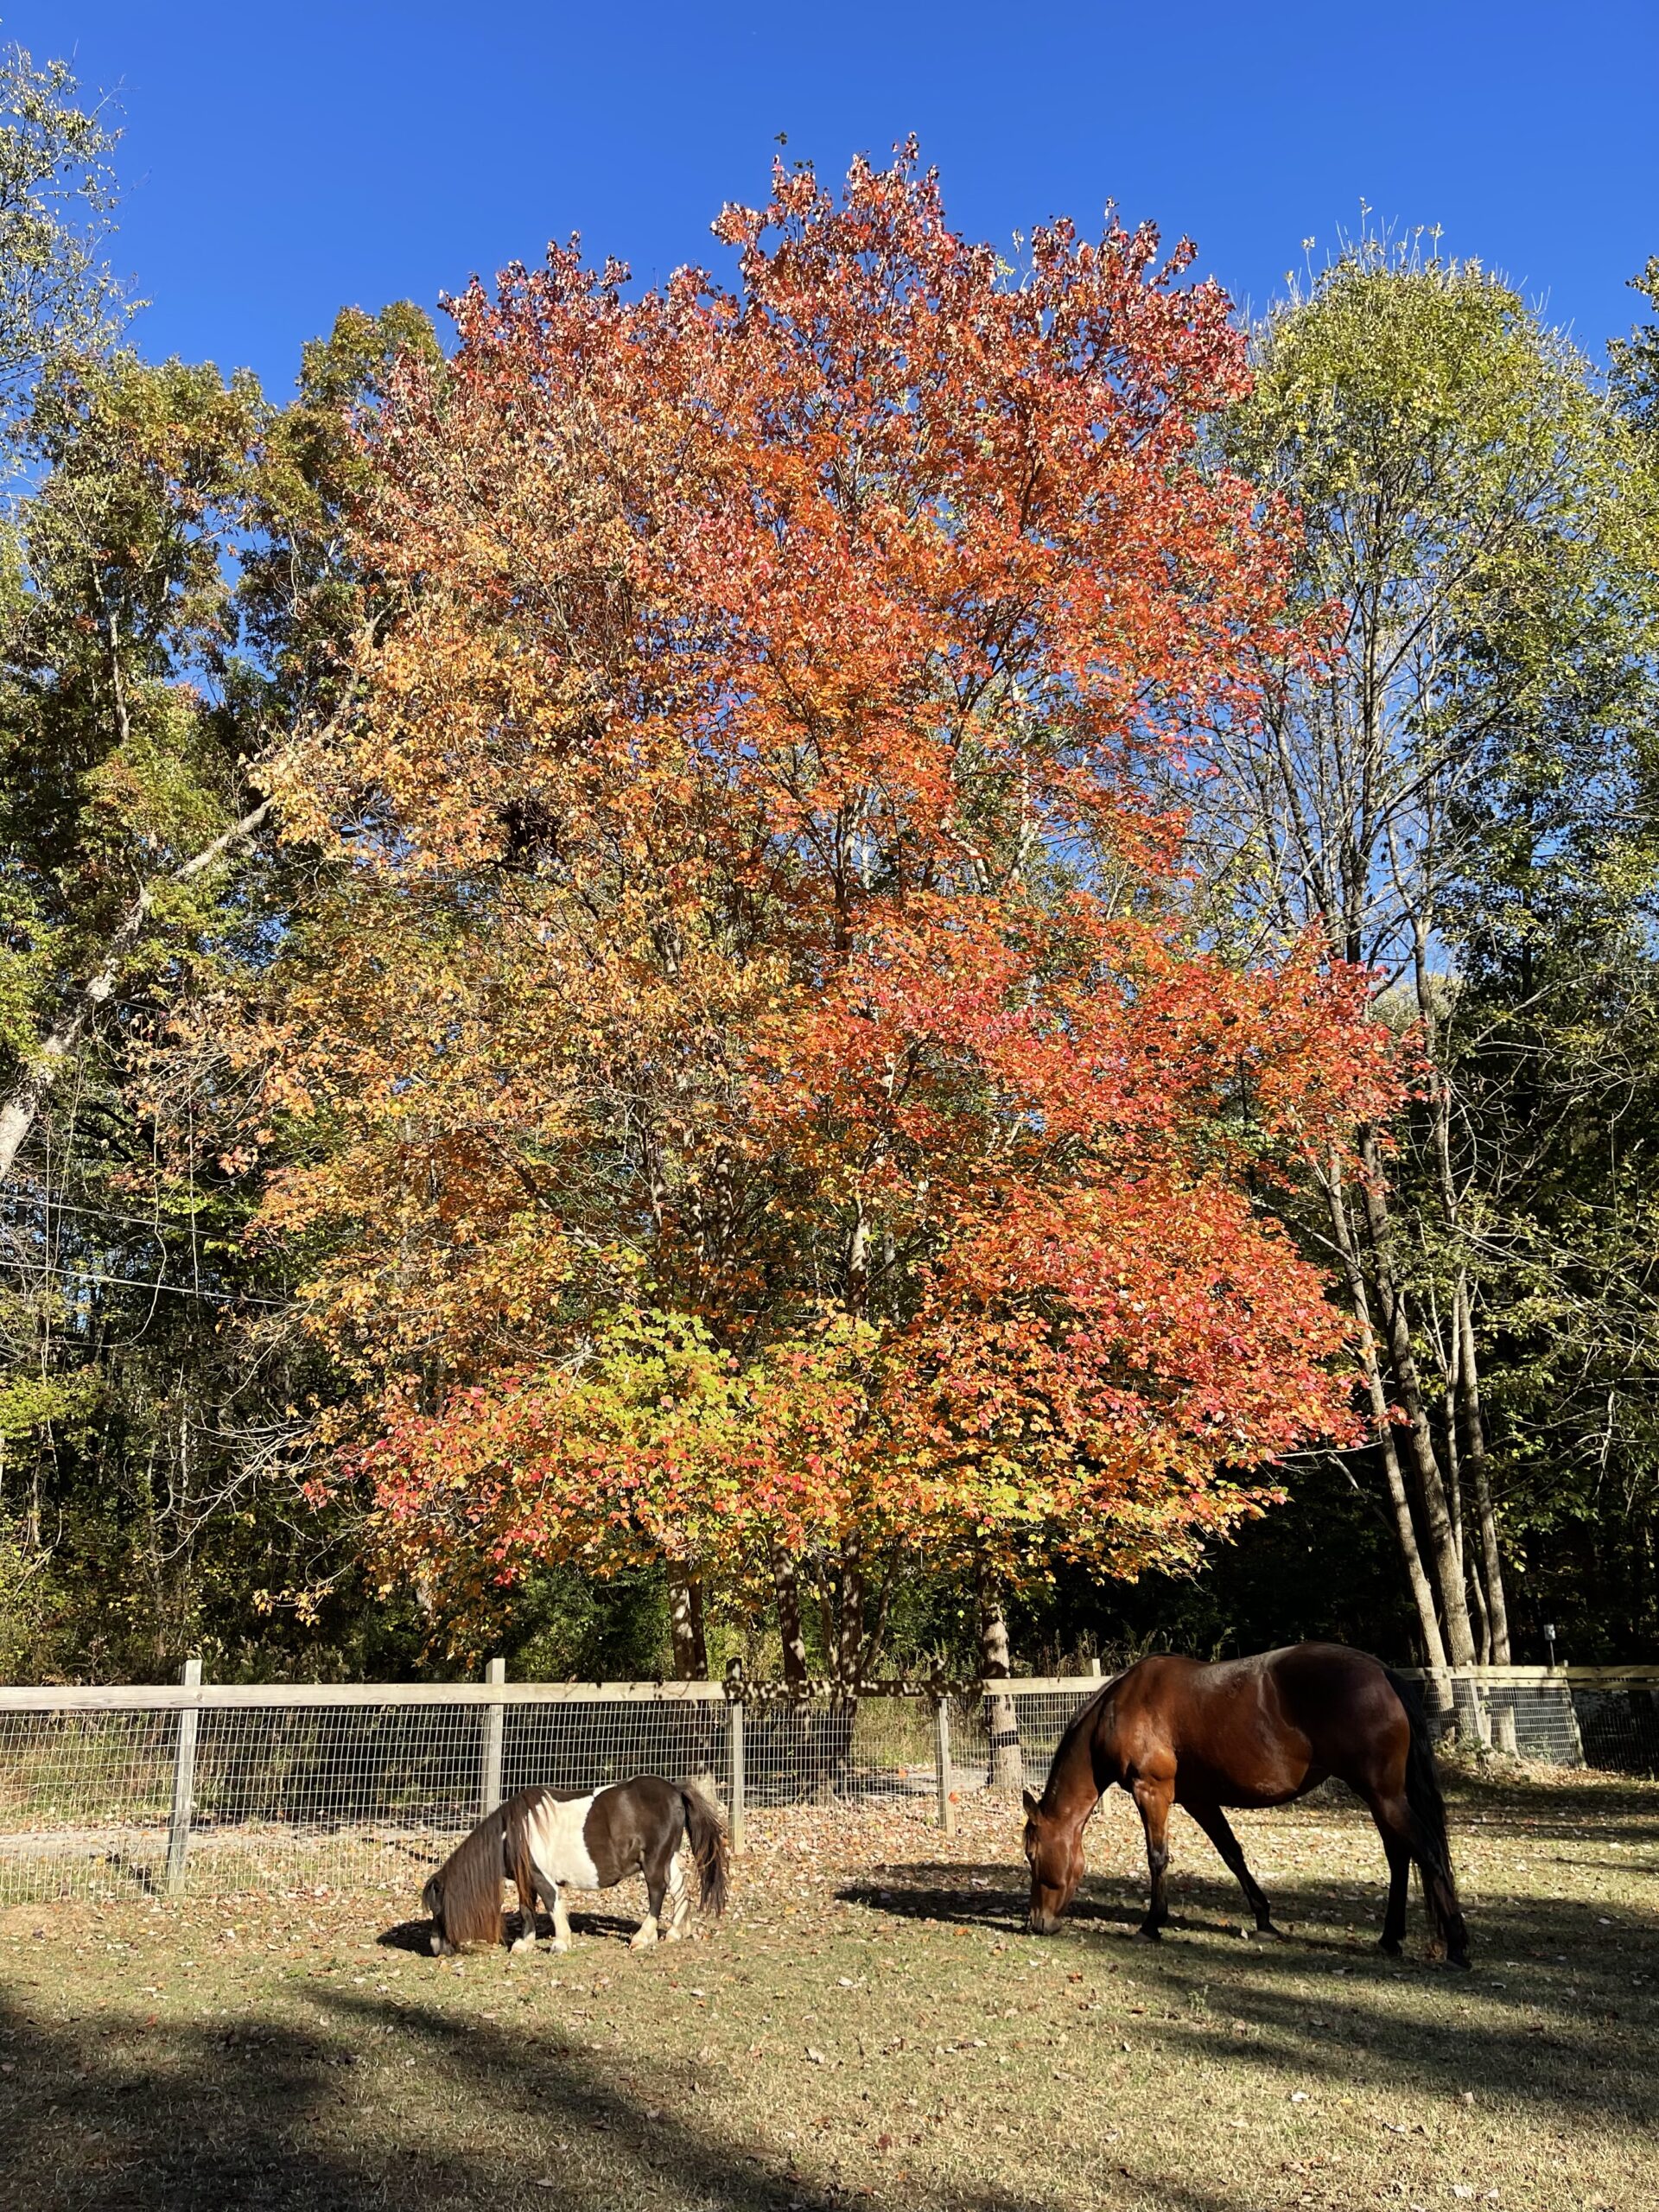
[679,1783,728,1917]
[1385,1667,1471,1963]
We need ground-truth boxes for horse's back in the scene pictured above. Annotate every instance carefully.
[1113,1643,1407,1808]
[1215,1643,1407,1797]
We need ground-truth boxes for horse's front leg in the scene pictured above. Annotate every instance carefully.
[1189,1802,1281,1936]
[549,1882,574,1954]
[510,1876,539,1955]
[1132,1776,1174,1940]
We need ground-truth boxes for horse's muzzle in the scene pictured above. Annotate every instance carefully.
[1028,1907,1061,1936]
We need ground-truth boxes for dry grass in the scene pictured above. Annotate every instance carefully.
[3,1764,1656,2211]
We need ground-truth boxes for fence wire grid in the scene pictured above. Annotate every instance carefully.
[2,1665,1655,1906]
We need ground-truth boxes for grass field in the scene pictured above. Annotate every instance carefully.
[3,1764,1656,2212]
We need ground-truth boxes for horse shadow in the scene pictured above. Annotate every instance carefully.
[378,1905,649,1954]
[836,1865,1313,1946]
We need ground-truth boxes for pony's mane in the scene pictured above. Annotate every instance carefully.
[425,1805,507,1947]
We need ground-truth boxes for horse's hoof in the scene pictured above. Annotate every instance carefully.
[1446,1952,1473,1972]
[1249,1922,1284,1941]
[1134,1923,1163,1943]
[1376,1937,1402,1957]
[549,1938,571,1955]
[510,1936,536,1955]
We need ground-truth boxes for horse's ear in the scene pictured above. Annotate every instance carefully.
[1022,1789,1040,1818]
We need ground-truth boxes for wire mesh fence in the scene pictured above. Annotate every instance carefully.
[2,1662,1655,1905]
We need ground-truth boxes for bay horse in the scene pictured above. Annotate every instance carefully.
[1022,1643,1470,1967]
[423,1776,728,1955]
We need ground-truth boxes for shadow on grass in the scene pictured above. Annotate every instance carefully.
[0,1977,1347,2212]
[1440,1763,1659,1844]
[5,1769,1654,2209]
[378,1908,656,1956]
[838,1847,1659,2139]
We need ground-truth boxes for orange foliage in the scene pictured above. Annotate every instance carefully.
[255,150,1400,1658]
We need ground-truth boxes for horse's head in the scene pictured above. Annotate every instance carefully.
[1022,1787,1085,1935]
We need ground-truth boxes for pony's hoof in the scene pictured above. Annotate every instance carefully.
[1134,1923,1163,1943]
[1446,1952,1473,1972]
[1376,1936,1402,1957]
[510,1936,537,1955]
[549,1938,571,1955]
[629,1928,659,1951]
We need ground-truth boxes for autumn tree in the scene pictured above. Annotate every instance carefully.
[0,35,445,1674]
[253,152,1398,1688]
[1188,238,1656,1673]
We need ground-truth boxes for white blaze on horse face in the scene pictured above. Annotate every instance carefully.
[524,1792,602,1891]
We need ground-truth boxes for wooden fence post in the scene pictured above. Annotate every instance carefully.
[164,1657,201,1897]
[933,1694,955,1835]
[480,1656,505,1816]
[726,1664,746,1858]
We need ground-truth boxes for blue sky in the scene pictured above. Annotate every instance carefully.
[20,1,1658,397]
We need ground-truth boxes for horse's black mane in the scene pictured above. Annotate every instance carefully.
[1039,1663,1131,1809]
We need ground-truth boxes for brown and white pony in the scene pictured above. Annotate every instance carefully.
[1022,1642,1470,1967]
[423,1776,728,1955]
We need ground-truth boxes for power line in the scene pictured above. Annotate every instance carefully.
[0,1254,297,1312]
[0,1191,232,1241]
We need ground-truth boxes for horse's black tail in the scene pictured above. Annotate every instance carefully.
[1385,1667,1471,1964]
[679,1783,728,1917]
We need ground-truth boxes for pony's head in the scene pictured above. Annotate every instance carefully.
[1022,1788,1085,1935]
[423,1808,508,1955]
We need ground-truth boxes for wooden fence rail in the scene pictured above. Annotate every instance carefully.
[3,1662,1656,1904]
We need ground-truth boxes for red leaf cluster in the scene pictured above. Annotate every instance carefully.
[259,150,1399,1638]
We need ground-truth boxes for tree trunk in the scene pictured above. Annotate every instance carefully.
[1456,1276,1512,1662]
[772,1547,809,1685]
[836,1534,865,1694]
[976,1557,1024,1792]
[1354,1135,1478,1664]
[1324,1166,1450,1673]
[0,796,275,1188]
[667,1565,708,1679]
[1414,982,1514,1667]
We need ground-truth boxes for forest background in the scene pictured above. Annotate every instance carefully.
[2,24,1657,1687]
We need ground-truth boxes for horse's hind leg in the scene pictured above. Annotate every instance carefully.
[1189,1802,1280,1936]
[631,1835,677,1950]
[663,1847,691,1942]
[1132,1777,1174,1939]
[1367,1791,1458,1959]
[1377,1826,1411,1956]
